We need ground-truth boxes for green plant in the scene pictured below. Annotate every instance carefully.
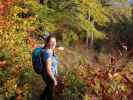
[62,71,86,100]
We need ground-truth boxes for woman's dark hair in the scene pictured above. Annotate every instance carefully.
[43,34,56,49]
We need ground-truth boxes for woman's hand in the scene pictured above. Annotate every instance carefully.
[54,79,58,86]
[57,47,64,51]
[54,46,64,52]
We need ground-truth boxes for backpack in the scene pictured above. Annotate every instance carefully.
[32,47,44,74]
[32,47,59,75]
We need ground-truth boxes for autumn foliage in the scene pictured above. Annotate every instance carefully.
[0,0,133,100]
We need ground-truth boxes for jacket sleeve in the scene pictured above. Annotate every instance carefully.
[44,50,52,61]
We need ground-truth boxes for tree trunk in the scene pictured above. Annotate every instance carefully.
[86,33,89,46]
[86,9,91,47]
[90,20,95,47]
[90,31,94,47]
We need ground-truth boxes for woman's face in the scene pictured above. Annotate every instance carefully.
[48,37,56,49]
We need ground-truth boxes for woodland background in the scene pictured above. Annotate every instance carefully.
[0,0,133,100]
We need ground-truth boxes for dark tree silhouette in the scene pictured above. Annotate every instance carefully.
[39,0,48,4]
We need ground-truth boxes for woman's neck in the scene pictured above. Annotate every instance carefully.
[45,47,53,53]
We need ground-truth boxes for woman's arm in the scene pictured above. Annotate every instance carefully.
[45,58,57,86]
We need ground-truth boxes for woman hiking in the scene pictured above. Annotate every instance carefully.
[40,34,63,100]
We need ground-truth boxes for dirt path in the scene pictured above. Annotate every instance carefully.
[31,78,45,100]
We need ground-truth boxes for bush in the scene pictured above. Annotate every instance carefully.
[61,71,86,100]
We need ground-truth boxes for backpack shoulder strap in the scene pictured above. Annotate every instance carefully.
[40,48,46,77]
